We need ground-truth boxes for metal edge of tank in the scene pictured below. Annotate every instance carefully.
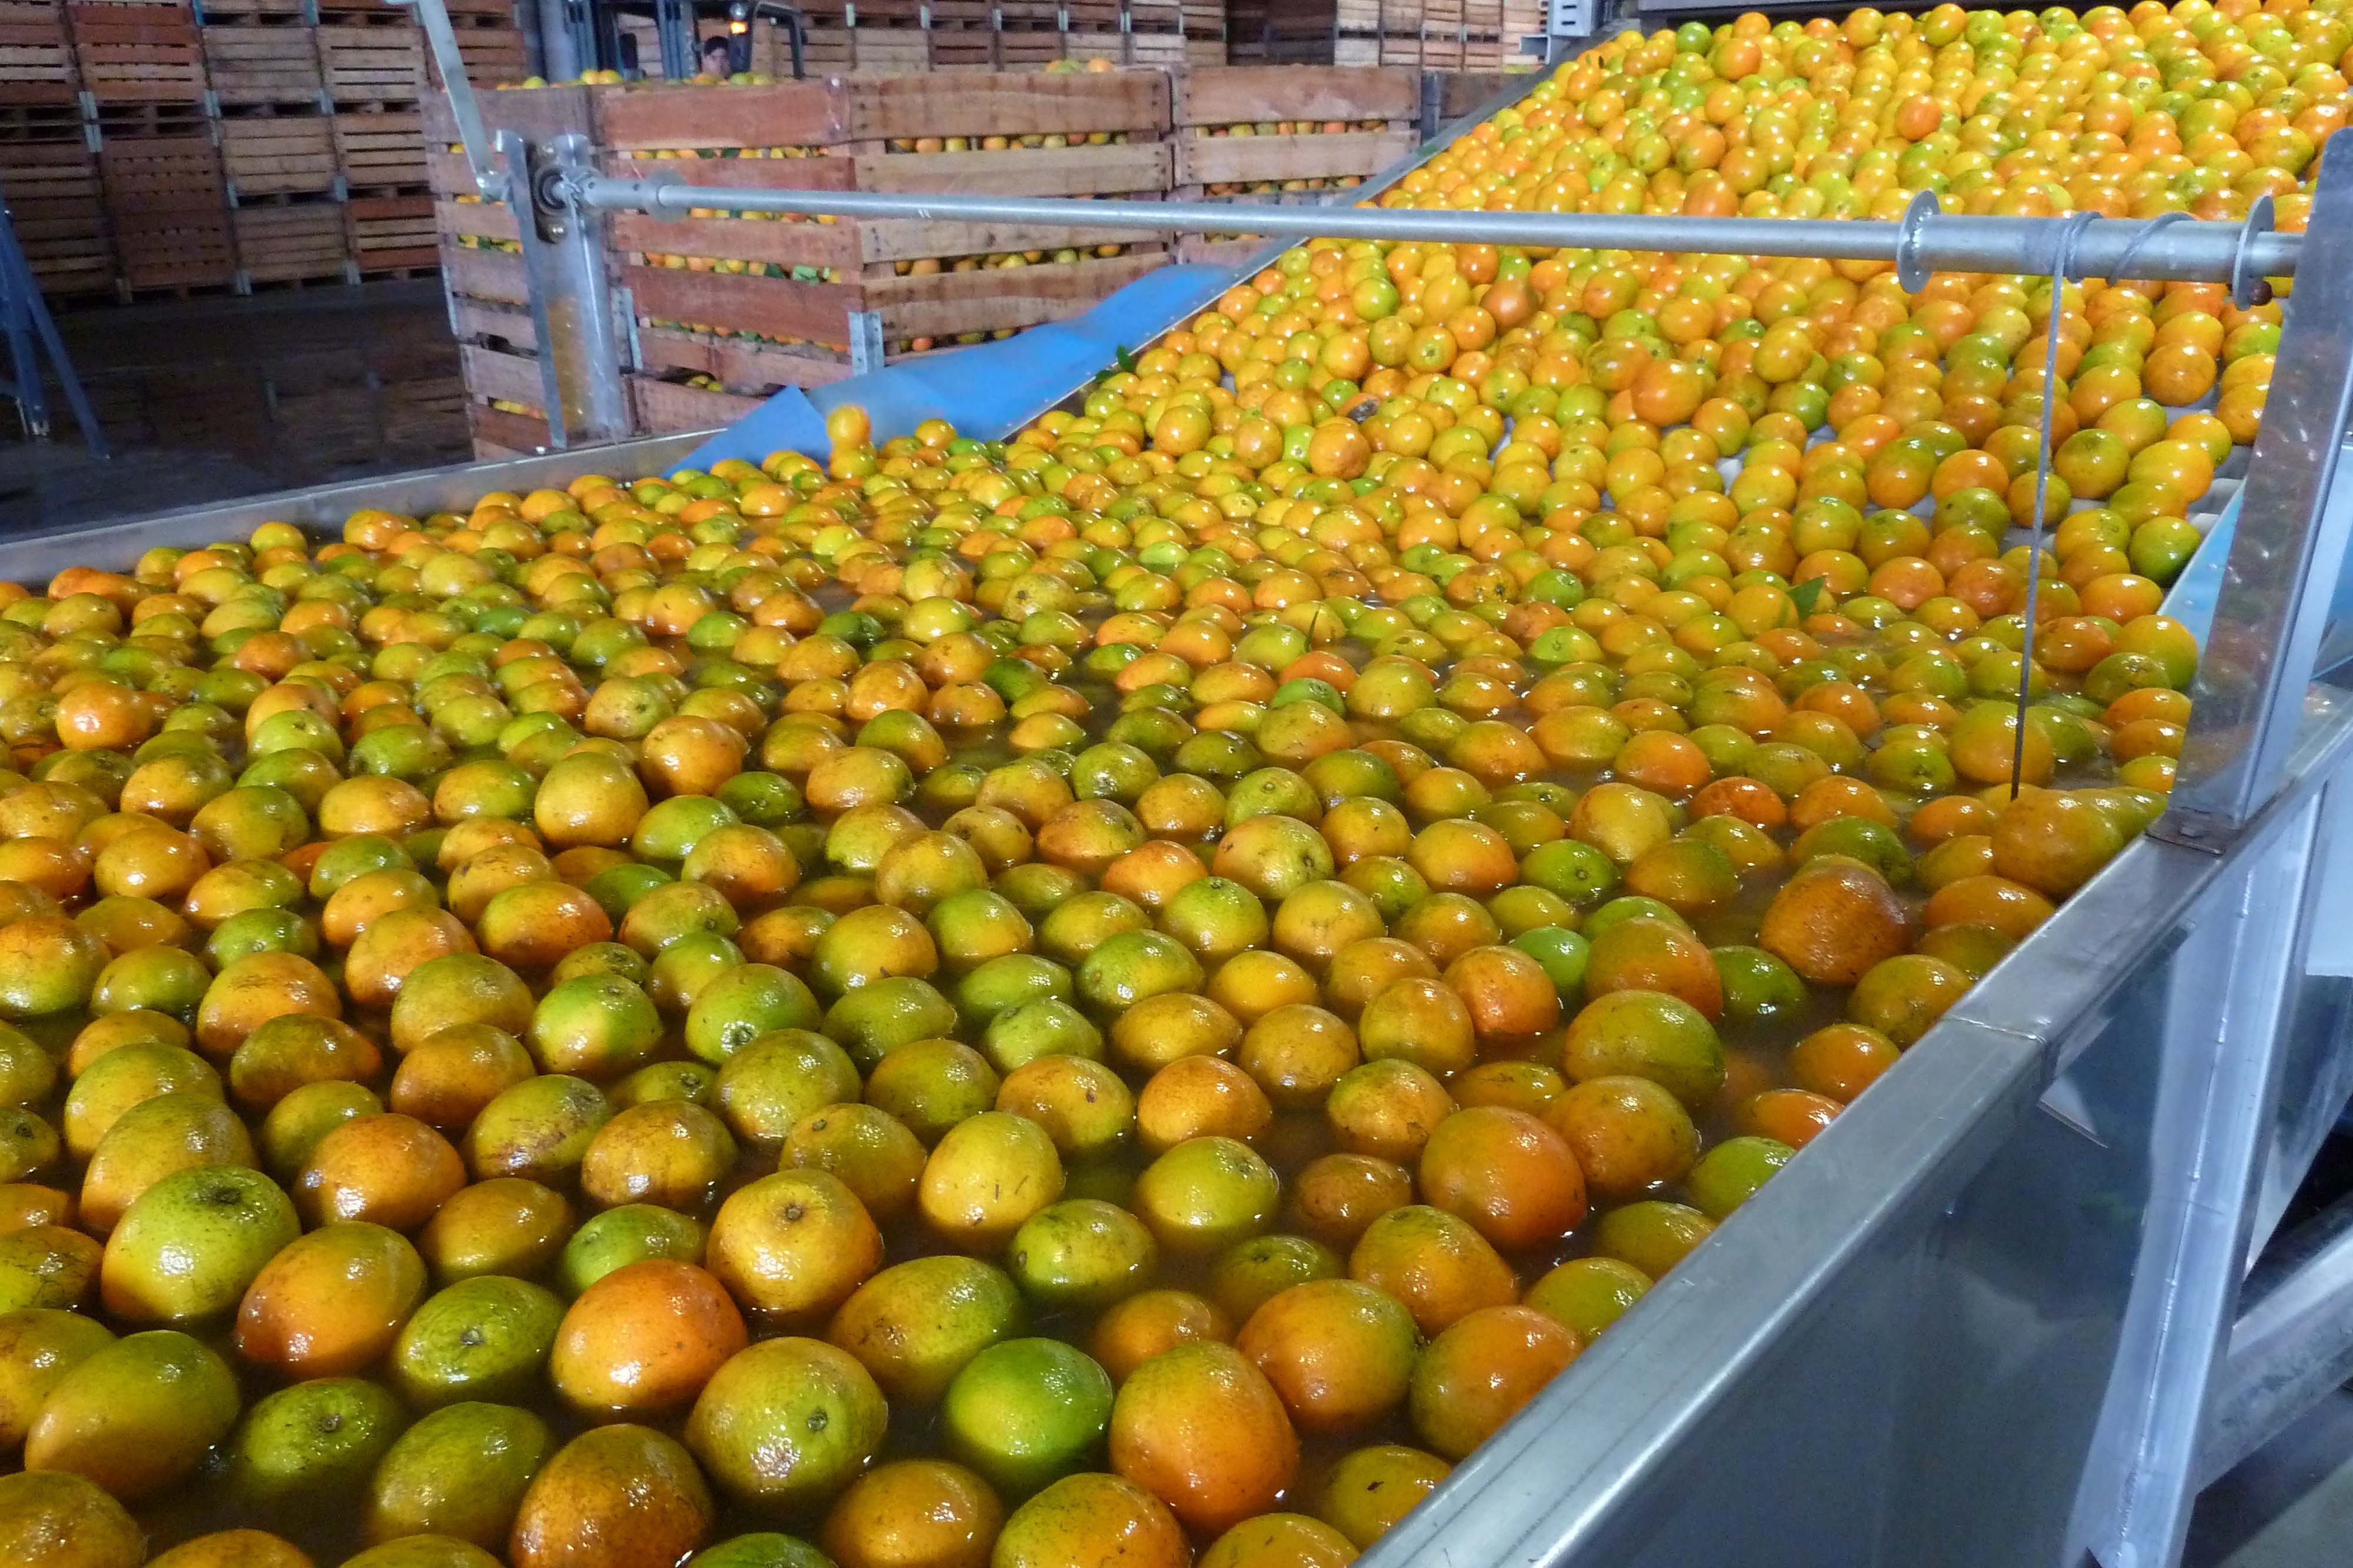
[0,432,714,582]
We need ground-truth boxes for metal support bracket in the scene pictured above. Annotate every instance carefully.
[503,129,632,450]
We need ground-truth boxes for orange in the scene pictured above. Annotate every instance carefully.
[1416,1106,1588,1251]
[1108,1340,1299,1534]
[1408,1304,1580,1459]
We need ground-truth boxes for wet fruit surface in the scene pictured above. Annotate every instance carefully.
[0,5,2327,1560]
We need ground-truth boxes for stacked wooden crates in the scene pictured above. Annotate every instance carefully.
[1232,0,1532,66]
[312,0,426,278]
[79,0,238,296]
[606,71,1170,434]
[201,0,345,288]
[0,0,110,296]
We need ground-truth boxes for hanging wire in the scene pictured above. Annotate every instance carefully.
[2010,210,2101,799]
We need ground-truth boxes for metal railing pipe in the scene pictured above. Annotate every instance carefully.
[574,174,2303,284]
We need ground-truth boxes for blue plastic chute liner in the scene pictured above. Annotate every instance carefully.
[679,261,1237,472]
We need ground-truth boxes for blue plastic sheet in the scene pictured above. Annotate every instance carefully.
[678,260,1236,472]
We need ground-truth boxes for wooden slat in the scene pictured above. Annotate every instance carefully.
[1172,63,1417,123]
[849,140,1168,197]
[441,241,525,302]
[454,296,532,349]
[594,80,848,151]
[459,341,543,406]
[1176,125,1412,185]
[609,212,859,272]
[220,115,337,194]
[332,109,425,187]
[601,151,857,192]
[864,248,1157,338]
[633,326,854,390]
[470,401,549,452]
[629,375,761,435]
[435,194,515,243]
[625,262,863,345]
[847,69,1168,140]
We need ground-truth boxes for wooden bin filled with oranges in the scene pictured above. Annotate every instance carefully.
[602,70,1175,427]
[1171,66,1423,266]
[0,4,2317,1568]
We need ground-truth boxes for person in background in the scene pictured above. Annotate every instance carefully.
[701,33,736,76]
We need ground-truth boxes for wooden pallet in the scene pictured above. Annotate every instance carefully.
[0,138,96,199]
[0,0,76,101]
[69,1,206,101]
[345,189,431,271]
[315,18,417,106]
[0,98,84,139]
[220,110,334,195]
[233,194,350,281]
[89,95,207,135]
[201,18,324,106]
[331,106,422,189]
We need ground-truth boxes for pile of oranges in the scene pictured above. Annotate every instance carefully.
[0,3,2337,1566]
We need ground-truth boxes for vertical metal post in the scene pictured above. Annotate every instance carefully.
[2161,140,2353,840]
[503,131,632,448]
[537,0,592,82]
[655,0,696,77]
[848,312,885,376]
[2064,803,2321,1568]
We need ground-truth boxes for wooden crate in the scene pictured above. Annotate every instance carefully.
[1171,64,1414,186]
[629,372,762,435]
[88,94,206,135]
[219,111,336,196]
[850,24,927,74]
[233,195,351,282]
[2,143,111,294]
[422,14,525,88]
[600,73,1167,356]
[626,249,1162,355]
[0,0,76,102]
[95,128,221,203]
[100,132,235,292]
[331,107,423,190]
[345,190,432,271]
[191,0,305,15]
[201,18,324,106]
[315,15,418,106]
[69,1,205,101]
